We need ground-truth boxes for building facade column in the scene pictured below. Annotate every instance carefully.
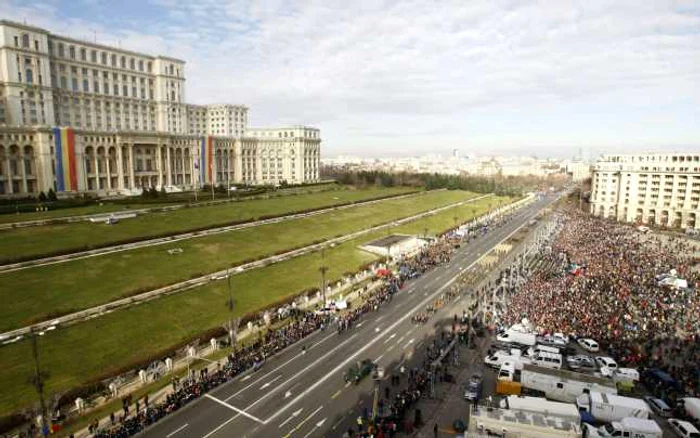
[94,154,100,191]
[156,145,163,188]
[106,155,112,190]
[129,144,135,190]
[166,146,172,186]
[117,146,125,190]
[20,153,27,194]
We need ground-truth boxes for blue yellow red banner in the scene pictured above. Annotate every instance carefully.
[53,127,78,192]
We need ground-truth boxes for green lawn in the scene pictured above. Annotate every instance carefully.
[0,183,339,225]
[0,191,481,332]
[0,186,412,263]
[0,195,509,417]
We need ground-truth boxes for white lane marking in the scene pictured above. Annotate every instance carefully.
[387,345,395,352]
[278,408,303,428]
[284,390,292,399]
[374,326,382,333]
[403,338,415,349]
[225,334,358,402]
[394,360,405,371]
[283,406,324,438]
[396,336,405,344]
[376,315,385,321]
[356,322,364,328]
[383,333,396,344]
[302,418,327,438]
[165,423,188,437]
[260,375,281,390]
[218,331,335,400]
[375,354,384,363]
[204,394,265,424]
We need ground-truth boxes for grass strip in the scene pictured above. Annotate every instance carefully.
[0,195,509,417]
[0,186,412,263]
[0,190,476,332]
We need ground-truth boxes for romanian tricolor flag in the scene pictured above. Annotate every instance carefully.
[200,136,213,184]
[53,127,78,192]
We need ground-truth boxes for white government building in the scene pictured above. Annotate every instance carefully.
[590,153,700,228]
[0,20,320,198]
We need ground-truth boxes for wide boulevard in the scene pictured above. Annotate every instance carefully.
[140,194,558,438]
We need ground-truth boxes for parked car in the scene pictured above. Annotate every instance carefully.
[567,354,597,371]
[463,373,483,401]
[595,356,619,376]
[643,396,672,417]
[538,332,569,346]
[668,418,700,438]
[578,338,600,352]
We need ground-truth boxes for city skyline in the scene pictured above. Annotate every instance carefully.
[2,0,699,157]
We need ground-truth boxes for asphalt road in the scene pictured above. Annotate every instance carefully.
[139,194,558,438]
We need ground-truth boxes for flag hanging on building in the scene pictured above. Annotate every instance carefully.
[53,127,78,192]
[199,136,213,184]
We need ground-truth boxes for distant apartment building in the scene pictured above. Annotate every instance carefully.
[590,153,700,228]
[0,20,320,198]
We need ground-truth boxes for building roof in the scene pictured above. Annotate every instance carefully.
[365,235,415,249]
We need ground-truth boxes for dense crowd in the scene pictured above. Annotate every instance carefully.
[502,210,700,400]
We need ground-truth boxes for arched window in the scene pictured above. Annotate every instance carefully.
[21,34,30,48]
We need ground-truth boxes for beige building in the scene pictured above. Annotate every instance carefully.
[0,20,320,198]
[590,153,700,228]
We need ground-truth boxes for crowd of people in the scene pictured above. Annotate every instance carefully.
[502,209,700,401]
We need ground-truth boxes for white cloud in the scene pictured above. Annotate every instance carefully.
[2,0,700,156]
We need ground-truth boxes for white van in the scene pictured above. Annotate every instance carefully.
[525,344,561,358]
[612,368,640,382]
[532,351,563,370]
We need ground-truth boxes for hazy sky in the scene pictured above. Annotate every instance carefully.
[4,0,700,158]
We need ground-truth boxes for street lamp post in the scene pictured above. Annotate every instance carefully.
[29,328,50,436]
[319,244,335,308]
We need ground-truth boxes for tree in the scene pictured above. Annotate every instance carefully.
[47,188,57,202]
[38,191,47,202]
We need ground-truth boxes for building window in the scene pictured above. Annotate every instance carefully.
[120,56,126,68]
[130,58,135,69]
[25,68,33,84]
[138,60,144,71]
[58,43,65,57]
[22,34,30,48]
[83,79,89,92]
[69,46,75,59]
[72,78,78,91]
[111,54,117,66]
[91,50,97,62]
[80,47,86,60]
[101,52,107,64]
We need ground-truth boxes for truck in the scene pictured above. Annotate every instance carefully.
[582,417,662,438]
[468,405,582,438]
[680,397,700,424]
[496,330,537,347]
[496,364,617,403]
[499,395,580,419]
[576,392,650,423]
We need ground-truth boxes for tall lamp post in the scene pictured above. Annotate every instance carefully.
[319,244,335,307]
[29,327,50,436]
[219,267,243,349]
